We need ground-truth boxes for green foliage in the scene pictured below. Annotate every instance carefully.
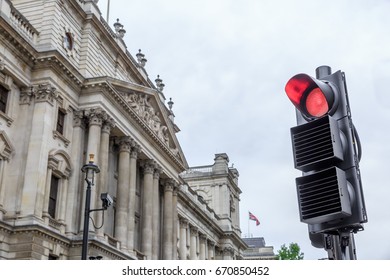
[276,242,304,260]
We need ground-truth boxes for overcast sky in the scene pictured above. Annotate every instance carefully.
[97,0,390,260]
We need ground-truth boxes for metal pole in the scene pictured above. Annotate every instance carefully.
[81,182,91,260]
[106,0,111,23]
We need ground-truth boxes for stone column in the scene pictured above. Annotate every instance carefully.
[172,186,178,259]
[80,108,104,233]
[65,110,85,235]
[199,233,206,260]
[115,137,132,249]
[22,84,56,218]
[208,241,215,260]
[127,142,140,253]
[85,108,104,207]
[141,159,155,259]
[96,117,115,238]
[152,165,161,260]
[179,218,188,260]
[189,225,198,260]
[162,179,174,260]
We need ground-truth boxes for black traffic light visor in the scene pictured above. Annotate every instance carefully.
[285,74,338,119]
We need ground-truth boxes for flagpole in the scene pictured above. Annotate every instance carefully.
[106,0,111,23]
[248,211,250,238]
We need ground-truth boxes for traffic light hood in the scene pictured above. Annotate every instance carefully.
[285,73,337,119]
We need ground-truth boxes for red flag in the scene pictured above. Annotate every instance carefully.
[249,211,260,226]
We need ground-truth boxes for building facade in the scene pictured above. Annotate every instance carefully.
[0,0,245,259]
[242,237,276,260]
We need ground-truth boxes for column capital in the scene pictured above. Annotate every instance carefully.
[117,136,132,153]
[173,185,180,196]
[141,159,155,174]
[130,143,141,159]
[179,217,188,227]
[84,107,108,127]
[34,83,58,104]
[153,164,162,179]
[162,178,177,192]
[102,117,116,134]
[199,233,207,241]
[20,83,58,105]
[73,110,85,128]
[189,225,198,236]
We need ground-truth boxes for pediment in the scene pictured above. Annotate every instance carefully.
[109,81,188,169]
[0,130,15,160]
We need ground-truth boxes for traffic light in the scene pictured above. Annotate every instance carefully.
[285,66,367,234]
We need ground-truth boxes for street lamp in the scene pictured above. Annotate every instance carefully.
[81,154,100,260]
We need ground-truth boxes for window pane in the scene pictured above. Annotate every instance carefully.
[56,109,66,134]
[0,85,8,113]
[49,176,59,218]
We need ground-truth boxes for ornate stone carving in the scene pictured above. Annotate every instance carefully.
[34,83,58,104]
[84,107,108,127]
[162,178,176,192]
[130,143,141,159]
[116,136,132,153]
[73,110,85,128]
[142,159,155,174]
[20,83,58,105]
[189,225,198,236]
[102,117,116,134]
[19,87,34,105]
[179,218,188,228]
[153,164,162,179]
[126,93,170,146]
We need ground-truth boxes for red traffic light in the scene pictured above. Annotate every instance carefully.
[285,74,337,118]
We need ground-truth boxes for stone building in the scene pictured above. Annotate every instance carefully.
[179,153,246,260]
[242,237,276,260]
[0,0,245,259]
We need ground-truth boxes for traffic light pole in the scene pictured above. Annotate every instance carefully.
[317,66,358,260]
[325,230,357,260]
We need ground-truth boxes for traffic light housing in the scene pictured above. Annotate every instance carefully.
[285,66,367,234]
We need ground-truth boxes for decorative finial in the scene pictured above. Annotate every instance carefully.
[118,27,126,38]
[114,18,122,33]
[155,75,165,91]
[168,98,174,110]
[155,75,164,91]
[136,49,147,67]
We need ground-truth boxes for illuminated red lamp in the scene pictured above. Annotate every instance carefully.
[285,74,337,118]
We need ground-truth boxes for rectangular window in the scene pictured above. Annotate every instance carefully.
[0,85,8,113]
[56,109,66,134]
[49,176,59,218]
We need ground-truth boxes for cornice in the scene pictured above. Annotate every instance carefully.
[221,231,248,250]
[81,78,187,172]
[177,189,221,235]
[33,52,84,90]
[0,17,37,68]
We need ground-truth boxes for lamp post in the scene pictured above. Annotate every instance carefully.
[81,154,100,260]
